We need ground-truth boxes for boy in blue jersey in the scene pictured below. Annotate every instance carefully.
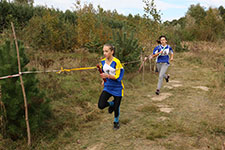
[98,44,124,130]
[152,35,174,95]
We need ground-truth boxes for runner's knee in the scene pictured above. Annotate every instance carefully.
[98,103,105,109]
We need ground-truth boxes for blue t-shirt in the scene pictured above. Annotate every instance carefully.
[101,57,124,97]
[153,45,173,64]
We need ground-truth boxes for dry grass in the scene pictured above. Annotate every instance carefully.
[1,41,225,150]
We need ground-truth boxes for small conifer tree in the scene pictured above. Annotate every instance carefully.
[0,40,50,140]
[112,30,142,71]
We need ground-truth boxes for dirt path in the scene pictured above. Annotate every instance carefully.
[62,53,224,150]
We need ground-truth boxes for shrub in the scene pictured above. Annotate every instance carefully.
[111,30,142,71]
[0,1,34,32]
[23,11,77,51]
[0,40,51,140]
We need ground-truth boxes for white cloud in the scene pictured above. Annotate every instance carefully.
[85,0,186,12]
[32,0,191,16]
[33,0,189,22]
[85,0,143,12]
[33,0,225,12]
[156,1,186,10]
[33,0,225,22]
[34,0,75,11]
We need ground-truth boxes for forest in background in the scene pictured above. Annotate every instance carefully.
[1,0,225,53]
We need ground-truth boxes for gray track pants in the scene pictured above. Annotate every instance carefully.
[156,63,169,90]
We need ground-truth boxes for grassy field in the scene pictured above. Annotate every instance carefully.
[1,41,225,150]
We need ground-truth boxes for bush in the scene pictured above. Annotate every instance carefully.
[0,1,34,32]
[23,11,77,51]
[111,30,142,71]
[84,37,103,54]
[172,36,189,52]
[0,40,51,140]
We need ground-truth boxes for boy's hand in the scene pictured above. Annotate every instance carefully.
[101,81,104,86]
[144,57,148,61]
[100,73,108,79]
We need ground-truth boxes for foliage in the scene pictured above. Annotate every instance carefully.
[14,0,33,5]
[198,8,225,41]
[84,37,103,54]
[0,41,51,140]
[1,1,225,53]
[75,2,97,46]
[164,17,186,29]
[172,4,225,42]
[0,1,34,32]
[172,36,189,52]
[142,0,161,44]
[23,11,77,51]
[143,0,161,23]
[186,4,206,25]
[219,6,225,22]
[61,10,78,25]
[111,30,142,71]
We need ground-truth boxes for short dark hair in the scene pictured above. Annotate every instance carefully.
[159,35,167,41]
[104,44,115,56]
[156,40,161,44]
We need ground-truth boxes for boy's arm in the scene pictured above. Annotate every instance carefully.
[169,47,174,61]
[152,51,163,58]
[170,53,174,61]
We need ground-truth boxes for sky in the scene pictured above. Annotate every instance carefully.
[33,0,225,22]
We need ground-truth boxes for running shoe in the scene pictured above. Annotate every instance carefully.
[155,89,160,95]
[166,74,170,82]
[113,122,120,130]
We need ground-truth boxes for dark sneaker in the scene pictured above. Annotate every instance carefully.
[155,89,160,95]
[166,74,170,82]
[113,122,120,130]
[108,106,114,114]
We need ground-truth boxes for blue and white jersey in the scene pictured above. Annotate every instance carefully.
[101,57,125,97]
[153,45,173,64]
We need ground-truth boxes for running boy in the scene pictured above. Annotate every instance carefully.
[152,35,174,95]
[98,44,124,130]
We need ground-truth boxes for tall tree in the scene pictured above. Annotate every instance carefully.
[199,8,225,41]
[186,4,206,24]
[143,0,161,23]
[142,0,162,45]
[219,6,225,22]
[14,0,33,5]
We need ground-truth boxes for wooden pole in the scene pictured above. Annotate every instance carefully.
[142,57,145,84]
[142,48,144,84]
[149,56,151,72]
[140,50,142,82]
[11,22,31,146]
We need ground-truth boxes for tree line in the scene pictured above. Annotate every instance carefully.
[1,0,224,53]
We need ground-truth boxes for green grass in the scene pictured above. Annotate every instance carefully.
[1,41,225,150]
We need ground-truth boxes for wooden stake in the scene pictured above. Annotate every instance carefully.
[142,57,145,84]
[141,49,144,84]
[11,22,31,146]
